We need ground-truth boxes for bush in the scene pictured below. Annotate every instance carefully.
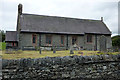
[112,35,120,46]
[0,42,6,50]
[35,46,40,51]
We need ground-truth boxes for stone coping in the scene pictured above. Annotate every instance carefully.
[2,54,120,68]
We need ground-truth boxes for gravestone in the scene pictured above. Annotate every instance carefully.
[99,35,107,52]
[39,47,41,54]
[53,46,56,53]
[70,45,74,54]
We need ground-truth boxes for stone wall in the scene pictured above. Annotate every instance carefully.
[2,54,120,79]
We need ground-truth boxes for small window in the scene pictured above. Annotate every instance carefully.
[12,43,14,46]
[87,35,92,43]
[61,36,64,45]
[14,43,16,46]
[8,42,12,46]
[8,42,17,47]
[32,34,37,43]
[46,35,52,44]
[72,36,77,45]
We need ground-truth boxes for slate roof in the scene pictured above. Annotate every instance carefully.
[20,13,111,35]
[5,31,18,42]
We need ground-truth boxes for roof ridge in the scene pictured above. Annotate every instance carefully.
[22,13,101,22]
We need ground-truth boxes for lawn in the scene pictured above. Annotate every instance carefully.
[0,42,6,50]
[1,50,120,59]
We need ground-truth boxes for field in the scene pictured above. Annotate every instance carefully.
[1,50,120,59]
[0,42,6,50]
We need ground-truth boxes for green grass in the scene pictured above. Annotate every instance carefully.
[0,42,6,50]
[96,51,120,55]
[1,50,119,59]
[1,50,98,59]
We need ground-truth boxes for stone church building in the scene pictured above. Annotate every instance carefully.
[5,4,112,51]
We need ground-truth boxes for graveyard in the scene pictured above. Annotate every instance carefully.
[0,50,119,59]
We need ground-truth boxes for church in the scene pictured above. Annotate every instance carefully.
[5,4,112,51]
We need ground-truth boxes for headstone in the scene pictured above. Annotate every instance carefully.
[99,35,107,52]
[78,52,83,56]
[70,46,74,54]
[53,46,56,53]
[39,48,41,54]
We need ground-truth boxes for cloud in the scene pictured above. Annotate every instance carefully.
[0,0,119,36]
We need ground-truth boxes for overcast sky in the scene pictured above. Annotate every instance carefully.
[0,0,119,36]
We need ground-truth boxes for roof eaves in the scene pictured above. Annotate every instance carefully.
[21,30,85,35]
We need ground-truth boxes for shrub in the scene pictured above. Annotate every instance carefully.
[35,46,40,51]
[0,42,6,50]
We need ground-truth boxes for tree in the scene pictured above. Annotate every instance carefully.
[112,35,120,46]
[0,30,5,42]
[112,35,120,51]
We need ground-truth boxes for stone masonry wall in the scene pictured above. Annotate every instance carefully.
[2,54,120,79]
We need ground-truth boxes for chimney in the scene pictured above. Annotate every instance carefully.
[18,4,23,15]
[101,17,103,22]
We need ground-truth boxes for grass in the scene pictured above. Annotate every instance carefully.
[96,52,119,55]
[1,50,120,59]
[0,42,119,59]
[0,42,6,50]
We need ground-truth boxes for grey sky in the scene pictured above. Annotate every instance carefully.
[0,0,119,36]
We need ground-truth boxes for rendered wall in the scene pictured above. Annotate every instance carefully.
[18,33,112,51]
[19,33,85,50]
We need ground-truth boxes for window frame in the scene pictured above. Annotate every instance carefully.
[72,36,77,45]
[32,34,37,44]
[13,42,16,46]
[46,35,52,45]
[87,34,92,43]
[60,35,64,46]
[8,42,16,47]
[12,42,14,46]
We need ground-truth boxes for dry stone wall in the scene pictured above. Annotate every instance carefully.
[2,54,120,79]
